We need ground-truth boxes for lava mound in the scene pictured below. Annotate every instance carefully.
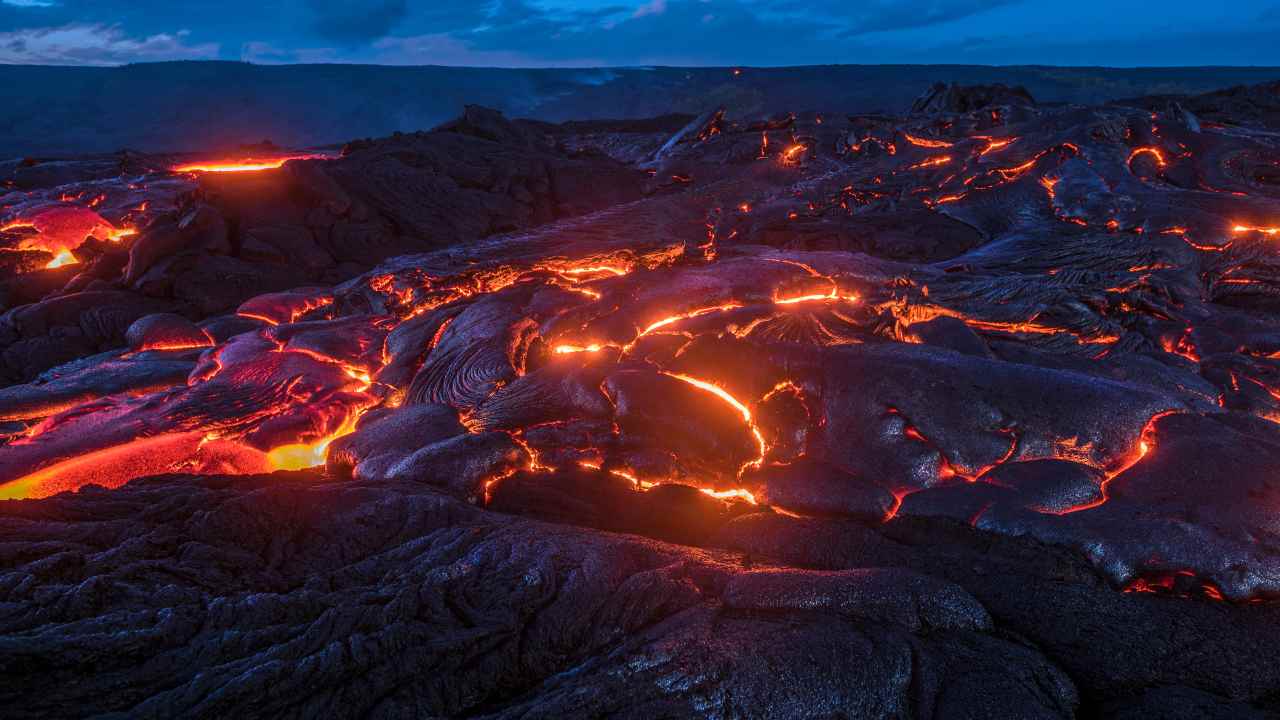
[4,87,1280,717]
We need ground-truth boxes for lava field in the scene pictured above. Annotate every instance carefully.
[5,82,1280,718]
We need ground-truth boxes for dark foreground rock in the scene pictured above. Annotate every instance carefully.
[2,472,1278,718]
[6,80,1280,718]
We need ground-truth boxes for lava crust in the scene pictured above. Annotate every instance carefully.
[4,84,1280,717]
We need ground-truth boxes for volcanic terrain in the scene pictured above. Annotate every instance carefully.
[4,82,1280,718]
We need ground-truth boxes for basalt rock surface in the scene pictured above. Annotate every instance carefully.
[4,85,1280,717]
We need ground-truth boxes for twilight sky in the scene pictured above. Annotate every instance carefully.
[1,0,1277,68]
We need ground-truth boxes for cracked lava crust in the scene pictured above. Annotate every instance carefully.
[5,85,1280,718]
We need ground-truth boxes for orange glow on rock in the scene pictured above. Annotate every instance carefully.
[0,432,271,500]
[3,206,136,264]
[978,137,1016,155]
[265,410,364,471]
[1232,224,1280,236]
[661,371,767,476]
[554,343,613,355]
[781,144,806,163]
[699,487,758,503]
[902,133,953,149]
[1053,411,1176,515]
[1127,146,1168,169]
[908,155,951,170]
[773,287,858,305]
[171,154,329,173]
[637,303,743,338]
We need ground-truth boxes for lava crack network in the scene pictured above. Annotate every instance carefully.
[6,88,1280,604]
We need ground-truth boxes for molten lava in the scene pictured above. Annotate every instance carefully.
[171,154,331,173]
[2,206,137,269]
[1232,224,1280,236]
[903,133,953,149]
[660,371,768,477]
[1127,146,1168,169]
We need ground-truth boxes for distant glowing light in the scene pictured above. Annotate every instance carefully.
[172,154,329,173]
[1232,224,1280,236]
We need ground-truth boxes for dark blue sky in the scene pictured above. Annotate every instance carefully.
[1,0,1277,67]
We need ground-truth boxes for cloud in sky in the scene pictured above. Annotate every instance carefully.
[0,0,1278,67]
[0,23,217,65]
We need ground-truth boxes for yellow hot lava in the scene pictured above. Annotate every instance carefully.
[172,154,329,173]
[265,412,362,471]
[773,287,858,304]
[3,209,137,269]
[1232,224,1280,236]
[45,250,77,268]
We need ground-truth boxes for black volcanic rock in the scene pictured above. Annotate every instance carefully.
[910,82,1036,115]
[0,106,648,383]
[6,80,1280,718]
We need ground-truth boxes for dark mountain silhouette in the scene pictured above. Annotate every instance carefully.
[3,61,1280,156]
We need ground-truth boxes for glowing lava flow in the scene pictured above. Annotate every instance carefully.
[903,133,953,149]
[0,220,36,232]
[781,144,807,164]
[554,264,630,277]
[978,137,1016,155]
[660,371,767,477]
[700,487,758,503]
[1232,224,1280,236]
[0,433,271,501]
[264,398,371,471]
[554,342,613,355]
[908,156,952,170]
[637,303,744,338]
[1127,147,1168,169]
[172,154,330,173]
[773,287,858,304]
[1053,411,1177,515]
[45,250,78,269]
[3,209,137,269]
[551,302,749,356]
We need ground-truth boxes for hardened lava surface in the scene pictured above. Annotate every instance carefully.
[5,86,1280,717]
